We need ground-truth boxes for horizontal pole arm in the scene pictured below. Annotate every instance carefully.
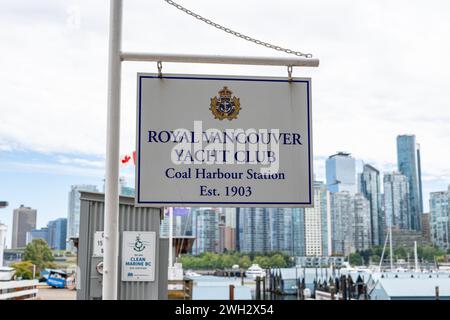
[120,52,319,67]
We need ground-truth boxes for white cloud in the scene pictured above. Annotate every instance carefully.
[57,156,104,169]
[4,161,104,178]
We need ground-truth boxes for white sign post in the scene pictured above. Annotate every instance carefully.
[121,231,156,282]
[136,74,313,207]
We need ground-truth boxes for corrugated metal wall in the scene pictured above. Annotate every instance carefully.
[77,191,167,300]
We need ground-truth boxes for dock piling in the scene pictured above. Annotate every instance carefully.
[229,284,235,300]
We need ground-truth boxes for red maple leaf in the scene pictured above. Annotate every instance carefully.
[121,155,131,164]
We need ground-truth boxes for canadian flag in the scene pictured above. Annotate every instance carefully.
[121,151,136,165]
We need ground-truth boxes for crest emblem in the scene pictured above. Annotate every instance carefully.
[210,86,241,120]
[133,235,146,252]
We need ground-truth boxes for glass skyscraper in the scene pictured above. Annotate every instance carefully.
[191,208,219,255]
[292,208,305,256]
[304,181,331,256]
[383,172,409,229]
[330,192,354,255]
[429,189,450,250]
[397,135,423,231]
[326,152,357,195]
[353,193,371,252]
[359,164,383,246]
[67,184,98,250]
[47,218,67,250]
[238,208,270,253]
[268,208,293,254]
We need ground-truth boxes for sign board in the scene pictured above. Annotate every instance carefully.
[121,231,156,282]
[136,74,313,207]
[93,231,104,257]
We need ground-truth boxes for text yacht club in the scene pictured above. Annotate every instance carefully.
[165,167,286,180]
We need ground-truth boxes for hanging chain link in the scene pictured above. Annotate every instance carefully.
[164,0,313,58]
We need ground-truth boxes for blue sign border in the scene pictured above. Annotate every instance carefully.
[137,75,312,206]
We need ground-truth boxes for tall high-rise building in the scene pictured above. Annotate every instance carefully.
[292,208,305,256]
[383,172,409,229]
[103,177,135,196]
[429,190,450,250]
[359,164,383,246]
[268,208,293,255]
[239,208,270,254]
[67,184,98,249]
[12,205,37,248]
[47,218,67,250]
[26,218,68,250]
[191,208,219,254]
[330,192,371,254]
[217,208,237,253]
[397,135,423,230]
[26,227,49,245]
[160,207,192,238]
[304,181,331,256]
[326,152,356,195]
[422,212,431,242]
[353,193,371,252]
[331,192,354,255]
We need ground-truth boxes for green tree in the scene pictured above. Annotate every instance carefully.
[349,252,362,266]
[253,256,270,268]
[417,245,446,261]
[268,254,287,268]
[23,239,55,275]
[370,255,381,264]
[395,247,408,260]
[11,261,34,280]
[239,255,252,269]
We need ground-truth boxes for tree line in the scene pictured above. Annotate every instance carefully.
[348,245,449,266]
[179,251,292,270]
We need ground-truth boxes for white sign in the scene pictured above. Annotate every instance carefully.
[121,231,156,282]
[93,231,104,257]
[136,74,313,207]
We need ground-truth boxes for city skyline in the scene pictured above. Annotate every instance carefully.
[0,140,447,249]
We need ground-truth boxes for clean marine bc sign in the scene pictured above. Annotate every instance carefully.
[121,231,156,282]
[136,74,313,208]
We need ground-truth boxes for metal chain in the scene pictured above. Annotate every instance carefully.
[164,0,313,58]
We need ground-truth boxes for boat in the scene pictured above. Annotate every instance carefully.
[246,264,266,278]
[0,267,15,281]
[185,270,202,277]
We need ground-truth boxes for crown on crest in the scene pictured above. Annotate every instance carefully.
[218,86,233,98]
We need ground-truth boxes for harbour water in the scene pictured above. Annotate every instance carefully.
[191,275,255,300]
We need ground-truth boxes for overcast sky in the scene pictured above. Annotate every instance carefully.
[1,0,450,245]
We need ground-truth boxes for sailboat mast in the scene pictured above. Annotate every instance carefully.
[379,229,389,272]
[389,226,394,271]
[414,241,419,272]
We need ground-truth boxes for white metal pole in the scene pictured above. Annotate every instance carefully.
[121,52,320,67]
[168,207,173,268]
[0,223,6,267]
[103,0,122,300]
